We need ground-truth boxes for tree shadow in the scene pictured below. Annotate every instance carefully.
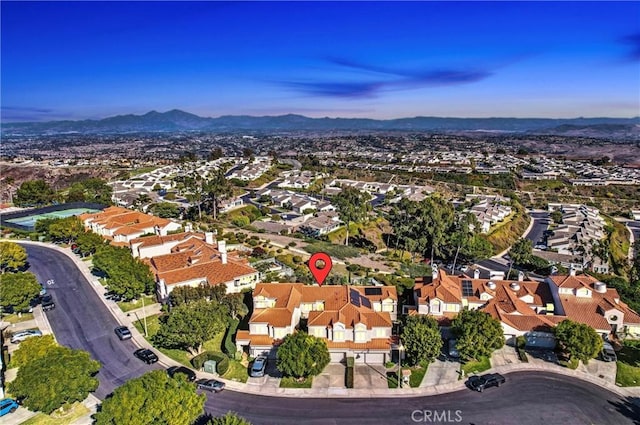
[607,396,640,425]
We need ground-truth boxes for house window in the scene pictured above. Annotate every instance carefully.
[333,330,344,342]
[274,328,286,339]
[431,300,441,314]
[355,330,366,343]
[234,279,240,287]
[382,302,394,312]
[375,328,386,338]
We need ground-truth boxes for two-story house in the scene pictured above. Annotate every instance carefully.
[235,283,398,364]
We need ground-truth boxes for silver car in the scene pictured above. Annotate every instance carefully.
[11,329,42,344]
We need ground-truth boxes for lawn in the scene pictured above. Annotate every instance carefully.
[1,312,34,324]
[222,359,249,383]
[279,376,313,388]
[616,345,640,387]
[462,356,491,376]
[408,365,428,388]
[117,294,157,313]
[133,314,225,368]
[304,241,361,260]
[22,402,90,425]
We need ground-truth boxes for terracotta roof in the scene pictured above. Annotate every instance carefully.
[130,232,205,248]
[157,259,256,286]
[235,330,275,347]
[325,338,392,350]
[81,206,174,238]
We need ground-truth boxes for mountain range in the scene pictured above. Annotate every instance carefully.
[2,109,639,137]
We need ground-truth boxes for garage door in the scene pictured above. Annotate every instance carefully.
[330,352,346,363]
[364,353,386,364]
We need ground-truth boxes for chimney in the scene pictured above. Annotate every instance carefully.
[431,264,439,280]
[518,271,524,282]
[184,223,193,233]
[569,267,576,277]
[473,269,480,279]
[218,240,227,265]
[205,232,214,245]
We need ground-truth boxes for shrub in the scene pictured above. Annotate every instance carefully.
[231,216,250,228]
[224,319,239,357]
[516,335,526,349]
[517,348,528,362]
[288,242,297,247]
[346,357,355,388]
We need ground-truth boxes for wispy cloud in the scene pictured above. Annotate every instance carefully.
[1,106,75,122]
[619,32,640,61]
[281,57,493,98]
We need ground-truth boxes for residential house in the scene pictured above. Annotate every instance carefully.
[236,283,398,363]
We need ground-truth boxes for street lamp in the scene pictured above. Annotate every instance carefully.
[398,342,404,389]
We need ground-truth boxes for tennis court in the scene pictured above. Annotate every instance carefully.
[4,208,100,228]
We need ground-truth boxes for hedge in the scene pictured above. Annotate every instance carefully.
[191,351,230,375]
[346,356,354,388]
[517,348,529,362]
[224,318,240,357]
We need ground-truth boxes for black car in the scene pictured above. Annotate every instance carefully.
[41,294,55,311]
[600,342,617,362]
[134,348,159,364]
[114,326,132,340]
[196,378,225,392]
[167,366,196,382]
[467,373,506,392]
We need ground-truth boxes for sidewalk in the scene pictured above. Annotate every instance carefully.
[12,240,640,400]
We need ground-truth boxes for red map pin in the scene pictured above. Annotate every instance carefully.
[308,252,332,286]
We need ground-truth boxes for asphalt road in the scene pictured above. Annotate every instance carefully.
[204,372,640,425]
[525,211,550,245]
[22,243,161,399]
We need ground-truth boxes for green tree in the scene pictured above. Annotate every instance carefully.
[66,182,87,202]
[550,210,563,224]
[94,370,205,425]
[10,335,57,368]
[401,315,443,366]
[508,238,533,278]
[154,299,228,355]
[207,412,252,425]
[203,169,233,220]
[14,180,56,207]
[81,178,113,204]
[150,202,180,218]
[8,346,100,414]
[0,272,41,312]
[276,332,330,378]
[0,241,27,273]
[554,319,603,364]
[451,309,505,361]
[47,216,84,244]
[92,246,154,299]
[417,196,456,264]
[208,147,224,161]
[75,231,106,256]
[333,186,370,246]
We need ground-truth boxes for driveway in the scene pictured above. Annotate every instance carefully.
[420,358,460,387]
[579,359,617,384]
[312,363,345,389]
[354,364,388,389]
[491,345,520,367]
[246,360,282,389]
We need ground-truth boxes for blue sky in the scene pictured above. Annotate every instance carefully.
[1,1,639,121]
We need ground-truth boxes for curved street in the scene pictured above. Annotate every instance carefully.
[20,243,640,424]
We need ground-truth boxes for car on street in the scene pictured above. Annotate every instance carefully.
[134,348,158,364]
[0,398,19,417]
[114,326,132,340]
[250,356,268,377]
[10,329,42,344]
[167,366,196,381]
[600,342,617,362]
[196,378,225,392]
[41,294,55,311]
[467,373,506,392]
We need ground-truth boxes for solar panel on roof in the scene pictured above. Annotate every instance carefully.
[361,297,372,308]
[364,287,383,296]
[462,280,474,297]
[349,289,361,307]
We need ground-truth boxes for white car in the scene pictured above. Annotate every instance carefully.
[10,329,42,344]
[460,265,469,272]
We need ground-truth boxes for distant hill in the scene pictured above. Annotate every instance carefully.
[2,109,639,137]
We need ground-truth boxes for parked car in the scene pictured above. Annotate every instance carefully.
[41,294,55,311]
[459,265,469,272]
[448,339,460,359]
[600,342,617,362]
[0,398,19,417]
[196,378,225,392]
[10,329,42,344]
[167,366,196,382]
[250,356,268,377]
[134,348,159,364]
[114,326,132,340]
[467,373,506,392]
